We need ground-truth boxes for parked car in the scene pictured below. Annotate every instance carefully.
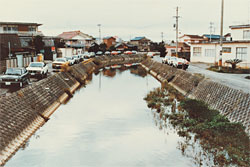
[0,67,30,87]
[83,52,91,59]
[89,52,95,58]
[124,51,132,55]
[105,51,111,55]
[96,51,103,56]
[52,58,69,69]
[147,52,155,58]
[169,57,177,66]
[65,56,75,66]
[72,55,81,64]
[132,50,137,54]
[172,58,189,69]
[26,62,49,78]
[162,56,171,64]
[111,51,118,55]
[78,54,84,61]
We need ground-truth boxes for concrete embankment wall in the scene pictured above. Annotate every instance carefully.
[141,58,250,135]
[0,54,145,166]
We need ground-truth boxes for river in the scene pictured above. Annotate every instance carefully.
[6,67,193,167]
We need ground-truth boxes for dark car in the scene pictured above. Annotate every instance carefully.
[0,67,30,87]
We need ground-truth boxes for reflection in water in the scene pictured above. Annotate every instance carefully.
[7,69,195,167]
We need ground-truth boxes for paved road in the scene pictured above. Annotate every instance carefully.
[153,56,250,94]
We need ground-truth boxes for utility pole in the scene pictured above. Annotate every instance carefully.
[8,42,11,59]
[161,32,164,42]
[219,0,224,70]
[97,24,101,44]
[174,7,180,57]
[209,22,214,42]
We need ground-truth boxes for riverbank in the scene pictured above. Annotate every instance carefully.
[144,85,250,166]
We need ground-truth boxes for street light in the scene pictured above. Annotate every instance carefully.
[97,24,101,44]
[219,0,224,70]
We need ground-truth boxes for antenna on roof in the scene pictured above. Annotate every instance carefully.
[209,22,215,42]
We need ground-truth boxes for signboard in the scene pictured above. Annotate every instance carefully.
[51,46,55,52]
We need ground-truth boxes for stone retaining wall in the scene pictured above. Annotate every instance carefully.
[141,58,250,135]
[0,54,145,166]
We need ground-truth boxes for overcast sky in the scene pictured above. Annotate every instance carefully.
[0,0,249,41]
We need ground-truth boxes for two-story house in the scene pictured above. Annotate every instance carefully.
[57,31,95,55]
[130,37,151,52]
[0,22,43,37]
[190,24,250,68]
[103,36,116,49]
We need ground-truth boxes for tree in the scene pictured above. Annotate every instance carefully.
[109,45,116,51]
[225,59,242,69]
[99,43,107,52]
[29,35,45,54]
[158,42,166,57]
[88,42,99,53]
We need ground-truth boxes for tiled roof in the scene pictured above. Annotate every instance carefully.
[57,31,93,40]
[181,34,203,39]
[0,22,42,26]
[103,36,115,40]
[58,31,80,39]
[203,34,221,39]
[229,24,250,29]
[131,37,145,41]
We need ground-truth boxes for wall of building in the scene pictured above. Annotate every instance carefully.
[59,48,74,57]
[231,28,250,41]
[190,43,250,68]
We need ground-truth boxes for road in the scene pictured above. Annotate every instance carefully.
[153,56,250,94]
[0,61,54,97]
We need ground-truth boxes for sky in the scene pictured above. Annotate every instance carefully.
[0,0,249,42]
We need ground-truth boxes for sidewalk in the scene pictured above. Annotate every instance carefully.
[187,62,250,94]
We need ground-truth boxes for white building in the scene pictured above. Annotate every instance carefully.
[190,24,250,68]
[0,22,43,36]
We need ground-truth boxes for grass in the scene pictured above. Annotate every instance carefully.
[144,86,250,166]
[207,66,250,74]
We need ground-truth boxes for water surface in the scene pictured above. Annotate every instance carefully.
[7,68,192,167]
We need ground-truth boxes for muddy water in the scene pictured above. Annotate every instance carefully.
[6,68,193,167]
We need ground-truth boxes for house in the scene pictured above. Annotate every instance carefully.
[0,34,31,72]
[130,37,151,51]
[115,43,128,51]
[103,36,116,49]
[0,21,43,37]
[0,21,44,57]
[179,34,206,44]
[165,42,182,57]
[57,30,95,52]
[165,42,191,60]
[190,24,250,68]
[0,33,23,60]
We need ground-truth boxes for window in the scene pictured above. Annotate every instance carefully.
[243,30,250,39]
[11,27,18,32]
[236,47,247,61]
[28,26,36,32]
[171,49,176,53]
[205,49,215,57]
[222,47,231,53]
[3,26,7,31]
[193,47,202,56]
